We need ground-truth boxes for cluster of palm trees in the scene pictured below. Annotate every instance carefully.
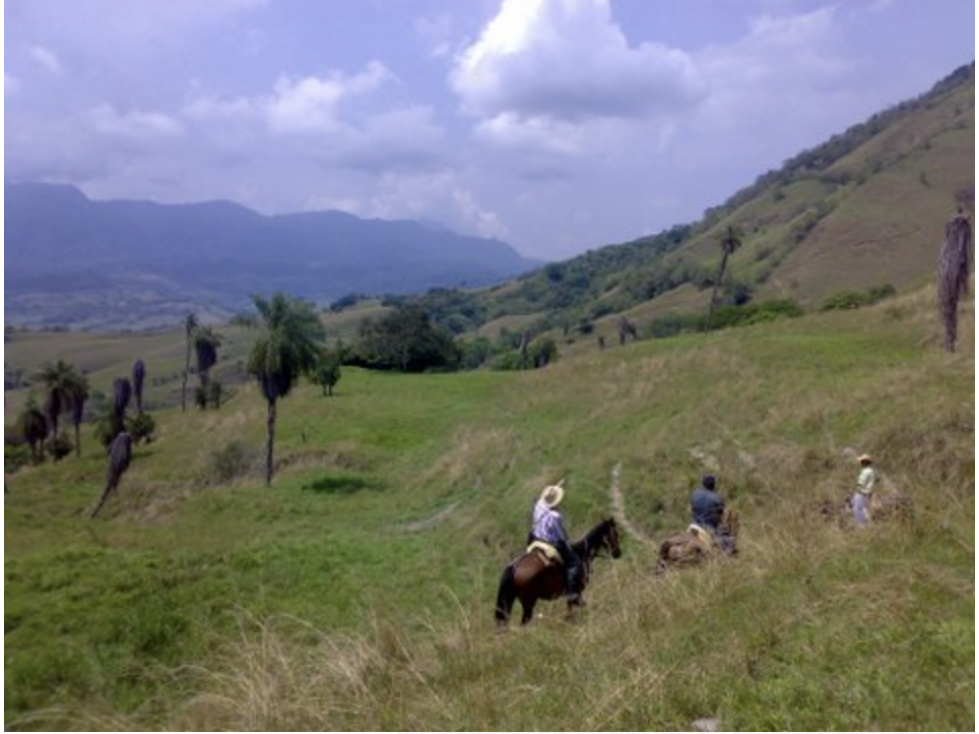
[14,293,334,502]
[16,360,90,463]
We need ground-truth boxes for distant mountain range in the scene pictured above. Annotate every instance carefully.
[4,184,539,330]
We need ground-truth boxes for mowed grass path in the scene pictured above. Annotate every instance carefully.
[4,288,974,729]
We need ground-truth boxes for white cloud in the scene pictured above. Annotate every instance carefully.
[5,73,21,96]
[452,0,705,125]
[29,45,63,75]
[265,61,393,135]
[367,171,508,239]
[88,104,185,138]
[694,7,849,136]
[180,66,444,175]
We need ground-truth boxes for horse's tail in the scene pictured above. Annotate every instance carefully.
[495,563,517,626]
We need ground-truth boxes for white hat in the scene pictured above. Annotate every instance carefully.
[539,480,565,508]
[858,454,873,464]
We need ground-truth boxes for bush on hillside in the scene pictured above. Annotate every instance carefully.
[206,440,258,484]
[5,443,31,473]
[126,412,157,445]
[45,435,73,462]
[820,283,897,312]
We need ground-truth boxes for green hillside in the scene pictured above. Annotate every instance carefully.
[394,64,974,345]
[4,282,973,730]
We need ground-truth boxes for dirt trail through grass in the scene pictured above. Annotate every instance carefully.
[609,462,655,549]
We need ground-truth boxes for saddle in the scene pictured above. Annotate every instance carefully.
[527,540,562,567]
[687,524,718,550]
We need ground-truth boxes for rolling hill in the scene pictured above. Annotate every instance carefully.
[4,184,538,330]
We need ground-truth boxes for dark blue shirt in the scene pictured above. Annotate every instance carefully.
[691,486,725,529]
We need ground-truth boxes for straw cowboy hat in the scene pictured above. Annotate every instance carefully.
[539,480,565,508]
[858,454,873,464]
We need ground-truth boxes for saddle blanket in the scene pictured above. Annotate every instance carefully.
[527,540,562,566]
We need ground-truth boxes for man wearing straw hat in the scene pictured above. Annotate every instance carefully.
[852,454,878,526]
[529,480,585,606]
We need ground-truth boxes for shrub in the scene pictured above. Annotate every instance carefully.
[5,443,31,473]
[820,284,896,312]
[45,435,73,462]
[206,441,257,484]
[126,412,157,445]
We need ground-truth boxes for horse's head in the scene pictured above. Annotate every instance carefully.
[721,508,740,538]
[603,517,622,559]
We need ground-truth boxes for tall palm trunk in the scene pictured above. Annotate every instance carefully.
[264,398,277,487]
[706,251,730,331]
[182,337,191,412]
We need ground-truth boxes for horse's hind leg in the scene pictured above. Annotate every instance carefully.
[520,599,536,625]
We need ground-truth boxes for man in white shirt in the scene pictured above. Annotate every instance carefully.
[852,454,878,526]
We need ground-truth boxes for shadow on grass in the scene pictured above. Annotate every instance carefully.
[301,474,383,496]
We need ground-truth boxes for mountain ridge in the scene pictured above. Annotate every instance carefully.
[4,183,538,329]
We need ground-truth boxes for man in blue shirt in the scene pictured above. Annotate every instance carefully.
[529,482,584,606]
[690,474,735,555]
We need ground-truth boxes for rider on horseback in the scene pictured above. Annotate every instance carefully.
[529,481,585,606]
[690,474,736,555]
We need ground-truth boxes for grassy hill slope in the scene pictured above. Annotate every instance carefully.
[396,64,974,344]
[4,282,973,729]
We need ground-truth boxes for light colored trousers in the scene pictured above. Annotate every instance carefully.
[852,492,871,525]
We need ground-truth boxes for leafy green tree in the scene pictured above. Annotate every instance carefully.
[312,350,343,396]
[707,226,744,330]
[246,293,325,486]
[355,305,460,372]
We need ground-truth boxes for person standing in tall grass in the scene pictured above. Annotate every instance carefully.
[852,454,878,526]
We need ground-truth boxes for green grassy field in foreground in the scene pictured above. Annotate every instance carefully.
[4,286,974,730]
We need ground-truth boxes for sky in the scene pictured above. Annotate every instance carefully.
[3,0,975,260]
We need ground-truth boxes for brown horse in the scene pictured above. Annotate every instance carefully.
[495,518,622,626]
[657,508,739,571]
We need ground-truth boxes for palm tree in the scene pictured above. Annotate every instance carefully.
[181,312,198,412]
[90,431,132,519]
[132,359,146,414]
[246,293,325,486]
[194,327,222,393]
[111,377,132,441]
[938,213,972,352]
[706,226,743,330]
[35,360,77,441]
[65,371,90,458]
[16,395,48,464]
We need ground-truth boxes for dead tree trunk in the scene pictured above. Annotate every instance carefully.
[938,214,972,352]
